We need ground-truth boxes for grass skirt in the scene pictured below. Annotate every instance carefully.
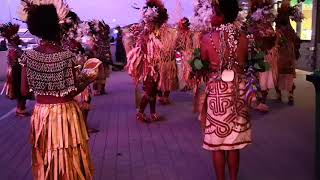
[158,61,179,92]
[259,47,278,91]
[30,101,94,180]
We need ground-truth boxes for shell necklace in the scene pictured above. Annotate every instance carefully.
[210,23,239,82]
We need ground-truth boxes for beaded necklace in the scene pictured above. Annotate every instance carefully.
[209,23,239,81]
[209,23,242,116]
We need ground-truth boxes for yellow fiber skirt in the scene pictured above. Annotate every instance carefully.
[30,101,94,180]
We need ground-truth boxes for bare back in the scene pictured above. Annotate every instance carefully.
[200,30,249,74]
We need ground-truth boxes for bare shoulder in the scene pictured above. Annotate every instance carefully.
[238,31,248,44]
[237,31,249,50]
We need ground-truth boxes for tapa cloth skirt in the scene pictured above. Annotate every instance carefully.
[30,101,94,180]
[203,78,251,151]
[259,70,275,91]
[258,48,278,91]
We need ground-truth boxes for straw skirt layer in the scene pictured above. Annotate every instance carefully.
[158,61,179,92]
[30,101,94,180]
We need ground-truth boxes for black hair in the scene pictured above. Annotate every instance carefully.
[219,0,240,23]
[26,4,61,41]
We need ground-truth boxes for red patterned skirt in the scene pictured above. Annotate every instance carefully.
[203,77,251,151]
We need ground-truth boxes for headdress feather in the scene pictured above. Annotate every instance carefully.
[146,0,164,9]
[17,0,70,23]
[0,23,20,40]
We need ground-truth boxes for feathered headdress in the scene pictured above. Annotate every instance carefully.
[17,0,70,23]
[276,0,304,23]
[0,23,20,40]
[178,17,190,29]
[87,20,110,35]
[142,0,168,26]
[146,0,165,10]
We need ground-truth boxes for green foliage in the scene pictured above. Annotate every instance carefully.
[254,51,265,60]
[254,60,270,72]
[188,48,211,74]
[248,50,271,72]
[194,59,204,70]
[279,36,288,47]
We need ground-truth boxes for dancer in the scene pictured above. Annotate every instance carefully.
[157,24,179,105]
[0,23,30,116]
[61,11,98,133]
[89,20,112,95]
[175,17,194,92]
[275,0,301,105]
[200,1,251,180]
[123,24,145,110]
[19,2,94,179]
[127,0,172,122]
[248,0,278,106]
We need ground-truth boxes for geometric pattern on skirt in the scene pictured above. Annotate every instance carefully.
[30,101,94,180]
[203,78,251,151]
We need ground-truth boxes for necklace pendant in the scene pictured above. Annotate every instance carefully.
[221,69,235,82]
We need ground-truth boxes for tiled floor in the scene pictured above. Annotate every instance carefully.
[0,71,315,180]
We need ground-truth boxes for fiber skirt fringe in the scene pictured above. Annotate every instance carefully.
[158,61,179,92]
[30,101,94,180]
[1,66,23,100]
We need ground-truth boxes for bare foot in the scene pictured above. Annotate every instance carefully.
[255,103,269,113]
[150,113,162,122]
[136,112,149,123]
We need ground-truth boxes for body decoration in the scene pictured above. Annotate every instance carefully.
[275,1,301,104]
[19,50,77,97]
